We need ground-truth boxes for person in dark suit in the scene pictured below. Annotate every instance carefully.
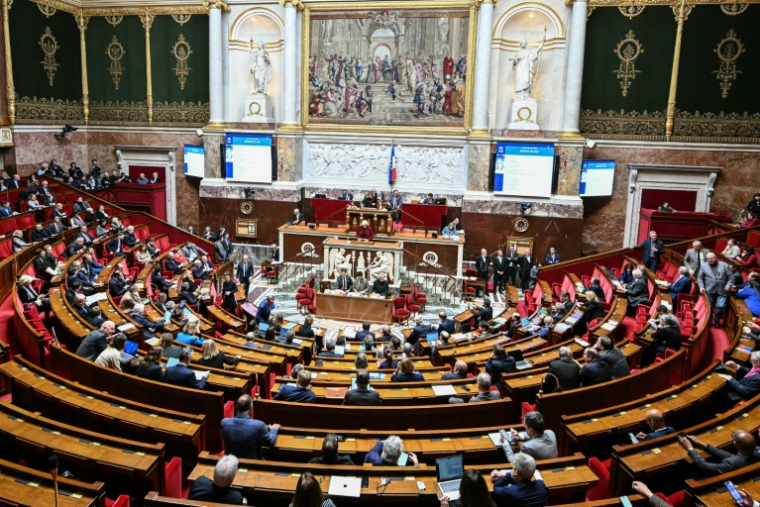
[201,226,217,242]
[437,311,456,336]
[164,347,206,390]
[491,453,548,507]
[31,224,50,242]
[579,348,611,387]
[552,291,574,323]
[309,434,355,465]
[255,296,274,325]
[158,333,183,359]
[289,208,305,225]
[635,230,665,272]
[273,370,317,403]
[0,200,15,217]
[391,357,424,382]
[364,435,419,466]
[625,269,650,311]
[136,347,165,382]
[641,314,682,366]
[7,174,20,189]
[378,348,398,369]
[371,273,390,296]
[65,237,86,258]
[221,273,238,312]
[220,394,279,460]
[441,360,469,380]
[472,298,494,324]
[407,316,432,353]
[576,292,605,332]
[354,321,374,342]
[519,248,534,290]
[105,233,125,256]
[151,265,174,292]
[164,252,183,273]
[475,248,490,296]
[361,191,378,209]
[421,193,436,205]
[108,271,129,297]
[586,277,606,302]
[677,429,758,477]
[544,247,561,265]
[123,226,137,248]
[505,246,520,287]
[75,322,116,361]
[236,254,254,297]
[547,346,581,392]
[486,344,516,384]
[492,250,507,294]
[343,370,382,405]
[718,352,760,405]
[318,337,342,357]
[667,266,692,302]
[634,409,675,442]
[76,226,94,247]
[340,190,354,201]
[47,216,65,236]
[335,268,353,291]
[597,336,630,379]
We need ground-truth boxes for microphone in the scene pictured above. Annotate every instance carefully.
[49,455,59,507]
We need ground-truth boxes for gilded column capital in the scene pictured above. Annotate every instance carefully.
[279,0,303,10]
[1,0,12,10]
[75,12,89,32]
[203,0,230,13]
[140,12,155,31]
[474,0,496,6]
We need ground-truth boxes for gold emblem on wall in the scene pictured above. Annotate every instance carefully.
[37,4,56,17]
[613,30,643,97]
[107,35,126,90]
[713,30,744,99]
[721,3,748,15]
[513,217,529,233]
[172,34,192,90]
[172,14,192,24]
[618,5,645,19]
[240,201,254,214]
[105,15,123,26]
[39,27,59,87]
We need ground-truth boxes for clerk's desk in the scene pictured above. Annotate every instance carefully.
[188,452,598,505]
[317,291,394,324]
[0,457,106,507]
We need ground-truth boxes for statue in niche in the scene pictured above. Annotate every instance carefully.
[510,33,546,100]
[368,251,394,282]
[330,248,353,278]
[249,39,272,95]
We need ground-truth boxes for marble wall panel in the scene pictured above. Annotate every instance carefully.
[203,133,224,180]
[467,142,490,192]
[556,143,583,196]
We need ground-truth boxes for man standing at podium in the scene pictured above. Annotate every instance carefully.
[336,268,353,291]
[356,220,374,241]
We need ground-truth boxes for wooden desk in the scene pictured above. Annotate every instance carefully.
[144,493,234,507]
[346,207,392,234]
[0,457,106,507]
[686,460,760,506]
[188,452,597,505]
[317,292,394,324]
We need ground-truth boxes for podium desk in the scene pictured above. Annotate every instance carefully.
[317,292,393,324]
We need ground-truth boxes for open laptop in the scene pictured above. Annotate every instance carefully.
[436,454,463,501]
[508,350,532,371]
[256,322,269,338]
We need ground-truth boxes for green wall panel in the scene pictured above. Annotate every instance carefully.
[86,16,147,103]
[10,0,81,101]
[676,5,760,114]
[150,15,209,103]
[581,7,675,113]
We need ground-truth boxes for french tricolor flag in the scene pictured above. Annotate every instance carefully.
[388,143,397,184]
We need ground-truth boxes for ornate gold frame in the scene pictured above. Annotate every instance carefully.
[299,0,479,136]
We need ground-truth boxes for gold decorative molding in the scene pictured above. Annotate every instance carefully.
[15,96,83,124]
[713,29,744,98]
[3,0,15,125]
[38,27,59,87]
[82,5,210,17]
[613,30,643,97]
[37,3,55,16]
[279,0,304,10]
[582,0,760,5]
[172,34,192,91]
[30,0,75,16]
[140,13,155,125]
[76,13,89,125]
[153,101,210,127]
[721,2,749,13]
[618,4,645,16]
[670,1,693,18]
[672,110,760,141]
[172,13,192,25]
[89,100,148,125]
[107,35,125,90]
[105,15,123,26]
[666,0,688,141]
[202,0,230,13]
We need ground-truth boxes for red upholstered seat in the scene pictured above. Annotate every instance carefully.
[585,456,611,501]
[393,297,410,324]
[163,457,184,498]
[105,496,130,507]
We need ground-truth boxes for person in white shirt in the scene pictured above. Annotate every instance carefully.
[723,238,742,259]
[95,333,127,371]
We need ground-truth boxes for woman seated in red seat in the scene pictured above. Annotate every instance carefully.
[356,220,374,241]
[736,246,758,269]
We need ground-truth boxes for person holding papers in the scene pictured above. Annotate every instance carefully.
[364,435,418,466]
[390,357,424,382]
[164,347,206,390]
[499,411,558,463]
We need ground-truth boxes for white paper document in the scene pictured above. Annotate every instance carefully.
[488,432,504,447]
[431,385,457,396]
[328,476,362,497]
[194,370,210,380]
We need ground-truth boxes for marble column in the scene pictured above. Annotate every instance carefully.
[281,0,300,126]
[203,134,224,179]
[560,0,588,136]
[555,142,584,196]
[471,0,495,135]
[467,140,490,192]
[222,10,231,123]
[208,4,224,126]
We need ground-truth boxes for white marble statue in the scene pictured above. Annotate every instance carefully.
[330,248,353,278]
[250,39,271,95]
[510,34,546,100]
[368,251,393,282]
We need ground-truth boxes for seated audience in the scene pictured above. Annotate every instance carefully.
[160,332,183,359]
[197,339,240,369]
[737,280,760,316]
[439,469,496,507]
[486,344,516,383]
[450,372,500,404]
[737,246,759,268]
[12,230,32,253]
[354,320,374,341]
[472,298,494,323]
[579,347,611,387]
[290,471,336,507]
[364,435,418,466]
[596,336,630,379]
[500,411,558,463]
[343,369,382,406]
[677,429,758,477]
[634,409,675,442]
[177,320,204,347]
[136,346,165,382]
[667,266,692,302]
[94,333,127,371]
[187,455,247,505]
[490,453,548,507]
[717,353,760,406]
[442,360,469,380]
[123,225,137,247]
[128,303,165,339]
[220,394,279,459]
[354,352,369,369]
[274,369,316,403]
[625,269,650,310]
[108,270,129,297]
[75,321,116,361]
[551,291,573,322]
[391,357,424,382]
[641,314,682,366]
[722,238,741,259]
[309,434,355,465]
[318,337,341,357]
[547,346,581,392]
[378,347,398,369]
[164,347,206,390]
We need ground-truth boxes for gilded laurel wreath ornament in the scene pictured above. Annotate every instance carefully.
[613,30,643,97]
[720,3,748,15]
[172,34,193,90]
[618,4,645,18]
[713,29,744,99]
[172,14,192,24]
[37,4,56,16]
[38,27,59,87]
[107,35,126,90]
[105,15,123,26]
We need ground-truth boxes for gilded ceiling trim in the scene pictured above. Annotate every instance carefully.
[574,0,760,6]
[30,0,210,17]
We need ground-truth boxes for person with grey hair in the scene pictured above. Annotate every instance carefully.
[76,321,116,361]
[490,452,548,506]
[364,435,418,466]
[449,373,500,404]
[684,241,709,276]
[289,363,305,378]
[402,342,414,357]
[123,225,137,247]
[579,347,611,387]
[667,266,692,302]
[354,352,369,369]
[72,293,92,322]
[625,268,650,312]
[547,345,580,392]
[718,351,760,408]
[698,252,734,327]
[363,335,376,355]
[318,336,341,357]
[188,454,247,504]
[164,347,207,390]
[500,411,557,463]
[642,313,682,367]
